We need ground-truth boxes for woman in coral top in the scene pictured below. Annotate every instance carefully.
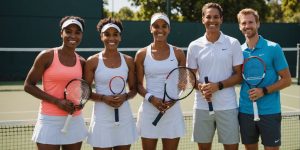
[24,16,88,150]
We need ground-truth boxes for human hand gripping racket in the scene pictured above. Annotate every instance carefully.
[242,56,266,121]
[152,66,196,126]
[61,79,91,133]
[204,76,214,115]
[109,76,126,126]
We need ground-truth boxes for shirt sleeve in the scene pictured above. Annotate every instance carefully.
[232,39,244,66]
[186,42,198,69]
[273,43,289,71]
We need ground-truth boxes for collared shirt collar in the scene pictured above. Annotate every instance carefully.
[243,35,264,51]
[255,35,264,49]
[202,31,225,45]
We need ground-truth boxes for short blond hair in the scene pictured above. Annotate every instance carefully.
[237,8,259,23]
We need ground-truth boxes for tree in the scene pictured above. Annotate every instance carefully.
[266,0,283,23]
[113,7,136,20]
[281,0,300,23]
[128,0,269,22]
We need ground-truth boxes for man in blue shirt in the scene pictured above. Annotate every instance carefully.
[237,8,291,150]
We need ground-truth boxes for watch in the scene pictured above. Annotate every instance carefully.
[218,82,224,90]
[262,87,268,95]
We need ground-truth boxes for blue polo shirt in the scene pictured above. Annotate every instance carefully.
[239,36,289,115]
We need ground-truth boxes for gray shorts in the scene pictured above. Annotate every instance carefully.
[192,108,240,144]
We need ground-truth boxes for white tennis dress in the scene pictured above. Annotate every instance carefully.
[87,52,138,148]
[136,44,185,138]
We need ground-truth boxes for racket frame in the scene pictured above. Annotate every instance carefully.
[242,56,266,122]
[109,76,126,126]
[152,66,196,126]
[61,78,91,133]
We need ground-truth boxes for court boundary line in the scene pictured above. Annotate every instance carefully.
[282,105,300,111]
[281,93,300,99]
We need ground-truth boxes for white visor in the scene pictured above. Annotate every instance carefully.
[101,23,121,33]
[61,19,83,32]
[150,14,170,26]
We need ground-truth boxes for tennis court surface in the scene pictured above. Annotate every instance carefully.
[0,81,299,150]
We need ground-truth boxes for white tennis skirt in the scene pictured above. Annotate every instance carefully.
[87,117,138,148]
[137,101,185,138]
[32,113,88,145]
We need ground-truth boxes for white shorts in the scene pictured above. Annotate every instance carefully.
[192,108,240,144]
[32,113,88,145]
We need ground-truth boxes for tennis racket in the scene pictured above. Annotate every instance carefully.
[204,76,214,115]
[61,79,91,133]
[242,56,266,121]
[152,66,196,126]
[109,76,126,126]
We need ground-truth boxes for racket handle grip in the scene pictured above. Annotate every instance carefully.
[253,101,260,121]
[61,114,72,133]
[114,108,120,126]
[204,76,214,115]
[208,102,214,115]
[204,76,209,83]
[152,112,164,126]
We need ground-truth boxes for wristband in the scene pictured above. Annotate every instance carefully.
[145,93,154,102]
[262,87,268,95]
[218,82,224,90]
[148,95,154,103]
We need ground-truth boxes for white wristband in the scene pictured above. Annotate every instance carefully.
[145,93,153,102]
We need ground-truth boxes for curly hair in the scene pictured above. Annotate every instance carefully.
[96,17,123,33]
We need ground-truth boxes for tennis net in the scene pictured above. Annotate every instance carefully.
[1,112,299,150]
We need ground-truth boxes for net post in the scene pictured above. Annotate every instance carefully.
[297,43,300,85]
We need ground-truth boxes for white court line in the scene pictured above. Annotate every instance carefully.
[281,93,300,100]
[281,105,300,111]
[0,111,38,114]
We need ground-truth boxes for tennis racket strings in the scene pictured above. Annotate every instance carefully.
[242,56,266,121]
[109,76,126,94]
[61,79,91,133]
[152,67,196,126]
[65,80,91,108]
[109,76,126,126]
[242,57,266,87]
[165,67,196,100]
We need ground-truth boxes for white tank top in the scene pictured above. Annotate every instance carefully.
[137,44,185,138]
[144,44,178,100]
[94,52,128,94]
[93,52,132,122]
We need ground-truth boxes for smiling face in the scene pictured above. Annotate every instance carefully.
[150,19,170,42]
[100,27,121,49]
[238,14,260,39]
[202,7,223,33]
[61,24,83,49]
